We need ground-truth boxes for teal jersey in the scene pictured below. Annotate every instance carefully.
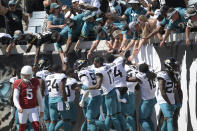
[167,8,188,30]
[59,0,72,7]
[124,7,147,23]
[96,28,110,41]
[81,21,97,38]
[48,13,65,32]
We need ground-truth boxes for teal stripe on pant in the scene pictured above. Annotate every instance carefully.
[160,103,176,131]
[80,95,89,131]
[44,95,50,121]
[86,95,106,131]
[116,92,129,131]
[126,92,136,131]
[104,89,121,131]
[139,97,157,131]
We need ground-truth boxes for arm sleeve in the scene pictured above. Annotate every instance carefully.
[80,90,89,103]
[13,88,21,109]
[48,14,53,21]
[36,87,44,112]
[81,76,90,86]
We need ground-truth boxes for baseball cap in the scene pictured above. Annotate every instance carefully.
[166,8,177,20]
[72,0,79,3]
[13,30,22,39]
[50,3,60,9]
[153,9,161,19]
[113,30,122,38]
[185,8,197,19]
[82,11,96,21]
[128,0,140,4]
[8,0,16,5]
[109,0,115,6]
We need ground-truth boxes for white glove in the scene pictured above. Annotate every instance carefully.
[65,101,70,110]
[119,98,127,103]
[79,100,84,108]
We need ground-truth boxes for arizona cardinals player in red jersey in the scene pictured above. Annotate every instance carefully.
[13,65,44,131]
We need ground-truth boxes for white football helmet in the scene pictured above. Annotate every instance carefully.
[20,65,33,82]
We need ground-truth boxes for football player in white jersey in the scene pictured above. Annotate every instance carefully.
[105,54,128,131]
[127,63,157,131]
[36,58,53,130]
[55,68,80,131]
[82,57,122,131]
[156,58,182,131]
[45,65,70,131]
[75,59,105,131]
[125,62,139,131]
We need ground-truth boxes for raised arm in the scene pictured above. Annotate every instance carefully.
[0,0,8,16]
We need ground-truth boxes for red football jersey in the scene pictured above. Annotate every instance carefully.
[13,78,40,109]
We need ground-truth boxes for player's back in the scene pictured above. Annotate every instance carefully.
[125,64,138,92]
[36,70,53,95]
[95,65,114,95]
[111,57,127,87]
[45,73,66,103]
[78,69,100,97]
[156,71,177,105]
[136,71,156,100]
[66,77,77,102]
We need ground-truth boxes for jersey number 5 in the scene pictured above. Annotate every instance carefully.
[26,88,33,99]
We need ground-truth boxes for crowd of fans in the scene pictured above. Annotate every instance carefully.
[0,0,197,70]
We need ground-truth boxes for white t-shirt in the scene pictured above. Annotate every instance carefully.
[78,69,100,98]
[136,71,156,100]
[111,57,127,88]
[45,73,66,98]
[36,70,52,95]
[187,19,197,28]
[79,0,100,8]
[66,77,77,102]
[125,64,138,93]
[95,65,114,95]
[0,33,12,38]
[156,71,178,105]
[109,2,122,16]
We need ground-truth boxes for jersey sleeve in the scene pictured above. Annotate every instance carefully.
[36,72,43,79]
[115,57,124,64]
[94,68,103,76]
[13,79,21,89]
[80,75,89,86]
[136,72,146,81]
[157,71,167,81]
[78,70,86,81]
[10,77,16,84]
[48,14,53,21]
